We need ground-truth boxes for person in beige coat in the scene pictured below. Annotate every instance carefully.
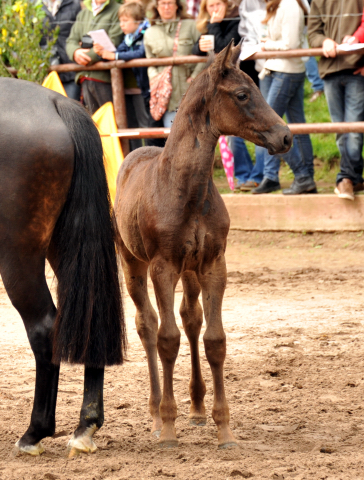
[251,0,316,196]
[144,0,204,129]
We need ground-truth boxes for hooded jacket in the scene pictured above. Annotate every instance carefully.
[115,19,150,99]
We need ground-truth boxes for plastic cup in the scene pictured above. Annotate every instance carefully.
[202,34,215,51]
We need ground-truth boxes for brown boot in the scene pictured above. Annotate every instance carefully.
[334,178,354,201]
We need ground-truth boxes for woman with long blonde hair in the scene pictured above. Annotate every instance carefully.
[251,0,316,195]
[192,0,240,54]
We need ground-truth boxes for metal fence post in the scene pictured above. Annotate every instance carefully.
[110,66,130,157]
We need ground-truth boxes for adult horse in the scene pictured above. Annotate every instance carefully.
[0,78,126,456]
[114,42,292,448]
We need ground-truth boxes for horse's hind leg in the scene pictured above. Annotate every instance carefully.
[198,256,237,448]
[179,272,206,426]
[1,255,59,455]
[120,247,162,436]
[68,367,104,457]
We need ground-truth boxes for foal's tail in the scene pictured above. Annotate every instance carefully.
[51,97,126,368]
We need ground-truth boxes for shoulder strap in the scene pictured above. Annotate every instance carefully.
[172,21,182,57]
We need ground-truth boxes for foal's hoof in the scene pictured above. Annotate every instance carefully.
[158,439,179,448]
[218,441,239,449]
[151,418,163,438]
[14,440,45,456]
[189,415,207,426]
[67,425,98,458]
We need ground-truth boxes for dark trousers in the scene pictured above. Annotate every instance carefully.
[82,81,153,152]
[81,80,113,115]
[63,81,81,101]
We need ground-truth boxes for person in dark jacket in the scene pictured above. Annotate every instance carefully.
[41,0,81,99]
[192,0,240,55]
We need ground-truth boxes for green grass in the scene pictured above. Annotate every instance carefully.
[214,77,342,193]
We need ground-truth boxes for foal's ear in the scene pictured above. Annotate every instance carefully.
[230,40,242,68]
[211,39,234,77]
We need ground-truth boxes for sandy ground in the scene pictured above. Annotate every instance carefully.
[1,230,364,480]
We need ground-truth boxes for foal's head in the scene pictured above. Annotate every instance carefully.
[186,41,292,155]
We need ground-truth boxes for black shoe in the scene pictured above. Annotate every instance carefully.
[282,176,317,195]
[252,177,281,194]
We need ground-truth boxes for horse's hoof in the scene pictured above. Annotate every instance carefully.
[152,429,161,438]
[14,440,44,456]
[158,438,179,448]
[189,417,207,426]
[218,441,239,449]
[67,425,98,457]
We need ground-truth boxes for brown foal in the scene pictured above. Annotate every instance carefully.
[115,42,292,448]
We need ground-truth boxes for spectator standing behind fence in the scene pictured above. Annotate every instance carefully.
[66,0,123,114]
[231,0,266,192]
[93,2,151,148]
[143,0,204,130]
[192,0,240,55]
[308,0,364,201]
[41,0,81,100]
[251,0,316,195]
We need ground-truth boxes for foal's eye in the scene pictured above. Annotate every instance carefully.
[237,93,248,101]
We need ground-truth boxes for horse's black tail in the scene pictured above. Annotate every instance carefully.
[51,97,126,368]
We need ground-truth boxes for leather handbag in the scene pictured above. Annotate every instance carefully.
[149,21,181,121]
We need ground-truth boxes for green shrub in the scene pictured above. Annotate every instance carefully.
[0,0,57,83]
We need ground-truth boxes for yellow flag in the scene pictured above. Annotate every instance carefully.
[92,102,124,204]
[42,71,67,97]
[41,74,123,204]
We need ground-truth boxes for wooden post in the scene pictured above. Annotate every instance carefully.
[110,67,130,157]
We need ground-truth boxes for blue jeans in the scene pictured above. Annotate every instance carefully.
[260,71,314,183]
[230,137,264,184]
[324,72,364,185]
[305,57,324,92]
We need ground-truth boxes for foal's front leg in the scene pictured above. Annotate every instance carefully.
[150,259,181,447]
[198,256,237,448]
[68,367,104,457]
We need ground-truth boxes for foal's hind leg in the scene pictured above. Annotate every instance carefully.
[1,256,59,455]
[180,272,206,426]
[198,256,237,448]
[120,246,162,436]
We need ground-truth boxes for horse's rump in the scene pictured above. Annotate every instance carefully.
[0,79,126,368]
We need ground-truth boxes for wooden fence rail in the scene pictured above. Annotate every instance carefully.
[7,46,364,155]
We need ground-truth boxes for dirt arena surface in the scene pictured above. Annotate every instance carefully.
[1,230,364,480]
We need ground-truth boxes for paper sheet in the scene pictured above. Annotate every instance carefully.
[337,43,364,52]
[88,29,116,52]
[239,44,262,61]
